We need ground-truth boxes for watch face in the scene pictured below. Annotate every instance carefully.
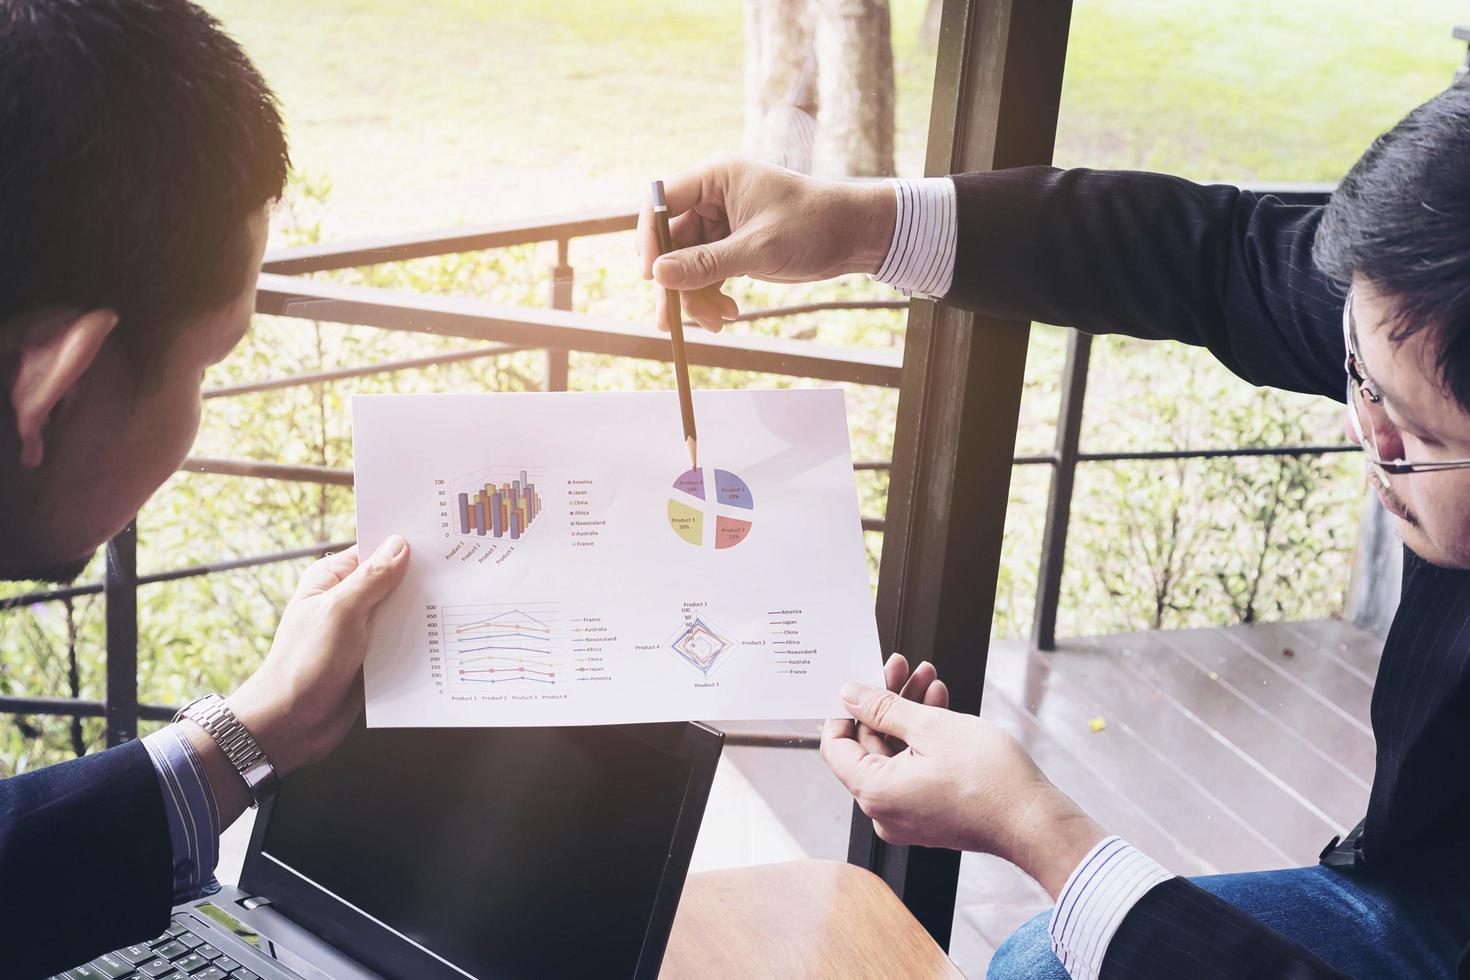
[242,759,281,803]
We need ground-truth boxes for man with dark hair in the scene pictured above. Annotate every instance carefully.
[641,80,1470,977]
[1,3,410,975]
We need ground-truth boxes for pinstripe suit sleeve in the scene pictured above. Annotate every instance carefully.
[946,167,1346,402]
[1100,877,1350,979]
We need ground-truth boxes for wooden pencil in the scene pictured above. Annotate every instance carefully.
[651,179,699,471]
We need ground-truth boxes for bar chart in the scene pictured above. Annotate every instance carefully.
[450,465,545,541]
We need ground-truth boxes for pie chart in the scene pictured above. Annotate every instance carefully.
[668,468,754,549]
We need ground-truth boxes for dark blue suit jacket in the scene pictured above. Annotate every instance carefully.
[951,167,1470,978]
[1,739,172,977]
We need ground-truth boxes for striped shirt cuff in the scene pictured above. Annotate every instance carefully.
[872,177,957,299]
[1048,836,1174,980]
[143,724,222,902]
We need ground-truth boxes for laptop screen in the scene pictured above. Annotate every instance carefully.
[256,721,712,980]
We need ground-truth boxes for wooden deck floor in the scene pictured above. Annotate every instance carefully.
[717,618,1383,979]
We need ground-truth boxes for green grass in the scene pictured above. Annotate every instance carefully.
[1058,0,1465,180]
[202,0,750,236]
[199,0,1465,239]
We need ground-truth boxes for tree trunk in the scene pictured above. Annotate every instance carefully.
[812,0,895,177]
[742,0,816,162]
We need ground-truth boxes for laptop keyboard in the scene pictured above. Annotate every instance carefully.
[51,916,263,980]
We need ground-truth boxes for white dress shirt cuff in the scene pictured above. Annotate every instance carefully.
[872,176,957,299]
[143,724,222,902]
[1048,836,1175,980]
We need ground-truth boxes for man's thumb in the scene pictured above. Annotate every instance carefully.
[335,535,410,609]
[652,236,749,290]
[841,683,923,742]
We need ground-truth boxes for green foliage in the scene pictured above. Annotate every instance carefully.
[1209,402,1352,626]
[0,592,107,772]
[1055,339,1356,637]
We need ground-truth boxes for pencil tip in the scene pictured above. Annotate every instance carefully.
[686,436,698,471]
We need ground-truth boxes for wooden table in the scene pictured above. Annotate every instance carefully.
[661,860,965,979]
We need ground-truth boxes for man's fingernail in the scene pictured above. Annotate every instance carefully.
[721,313,737,322]
[841,682,869,705]
[378,535,407,559]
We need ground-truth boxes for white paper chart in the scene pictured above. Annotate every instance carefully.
[352,388,884,727]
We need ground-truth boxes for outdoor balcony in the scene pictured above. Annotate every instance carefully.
[4,1,1456,975]
[4,198,1379,978]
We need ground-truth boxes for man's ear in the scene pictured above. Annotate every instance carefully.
[9,309,119,469]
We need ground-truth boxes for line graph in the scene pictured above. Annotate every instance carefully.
[442,601,562,690]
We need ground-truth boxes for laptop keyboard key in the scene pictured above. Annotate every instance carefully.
[154,941,189,960]
[177,934,205,950]
[171,953,208,973]
[89,954,136,979]
[191,968,228,980]
[195,945,222,960]
[212,958,240,973]
[58,966,106,980]
[118,945,155,966]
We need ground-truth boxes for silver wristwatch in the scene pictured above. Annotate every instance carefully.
[175,694,280,808]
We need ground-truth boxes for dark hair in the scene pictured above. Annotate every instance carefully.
[0,0,288,367]
[1314,81,1470,411]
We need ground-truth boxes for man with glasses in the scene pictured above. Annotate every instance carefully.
[640,79,1470,978]
[1345,293,1470,489]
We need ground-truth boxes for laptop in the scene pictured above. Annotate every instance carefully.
[61,719,722,980]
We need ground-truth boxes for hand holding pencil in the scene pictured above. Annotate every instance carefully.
[635,157,895,333]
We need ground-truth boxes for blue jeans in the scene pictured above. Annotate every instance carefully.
[988,862,1470,979]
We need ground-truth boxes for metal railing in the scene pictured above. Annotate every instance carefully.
[0,187,1349,752]
[0,208,902,750]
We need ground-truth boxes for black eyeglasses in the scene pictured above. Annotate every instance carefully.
[1343,293,1470,475]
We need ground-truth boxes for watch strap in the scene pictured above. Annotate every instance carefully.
[175,693,280,808]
